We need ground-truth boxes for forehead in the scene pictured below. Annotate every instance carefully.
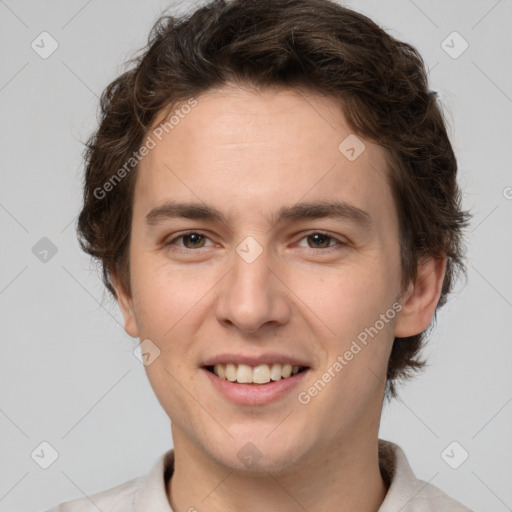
[134,86,395,229]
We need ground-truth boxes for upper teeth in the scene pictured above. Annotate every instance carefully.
[213,363,302,384]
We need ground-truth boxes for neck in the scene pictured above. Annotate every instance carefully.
[167,429,388,512]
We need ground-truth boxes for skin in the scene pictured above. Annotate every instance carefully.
[112,84,446,512]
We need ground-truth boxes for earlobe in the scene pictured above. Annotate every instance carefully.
[394,255,447,338]
[110,269,140,339]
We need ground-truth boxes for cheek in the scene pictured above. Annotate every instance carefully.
[294,261,399,339]
[301,268,397,418]
[129,253,206,334]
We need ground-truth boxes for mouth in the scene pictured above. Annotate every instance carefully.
[204,363,309,385]
[200,354,312,405]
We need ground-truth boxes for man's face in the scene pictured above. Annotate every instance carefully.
[115,85,406,472]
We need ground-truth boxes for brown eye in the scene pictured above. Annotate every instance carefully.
[182,233,206,248]
[296,231,347,253]
[164,231,215,253]
[306,233,333,248]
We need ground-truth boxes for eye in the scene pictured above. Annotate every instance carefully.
[163,231,346,253]
[165,231,214,249]
[297,232,345,250]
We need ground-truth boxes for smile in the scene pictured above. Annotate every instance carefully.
[206,363,308,384]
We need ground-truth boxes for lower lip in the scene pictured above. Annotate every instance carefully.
[202,368,310,405]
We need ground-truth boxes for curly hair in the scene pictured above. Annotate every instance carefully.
[77,0,469,397]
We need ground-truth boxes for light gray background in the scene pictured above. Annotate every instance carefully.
[0,1,511,511]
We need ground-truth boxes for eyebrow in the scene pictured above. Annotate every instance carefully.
[145,200,372,228]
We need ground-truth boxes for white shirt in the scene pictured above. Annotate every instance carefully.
[47,440,473,511]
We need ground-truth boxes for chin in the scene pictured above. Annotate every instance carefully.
[204,428,310,475]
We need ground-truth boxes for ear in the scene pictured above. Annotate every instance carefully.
[394,255,447,338]
[111,269,140,339]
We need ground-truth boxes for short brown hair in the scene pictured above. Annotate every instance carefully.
[77,0,469,397]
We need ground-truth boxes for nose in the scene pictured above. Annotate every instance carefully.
[214,245,292,334]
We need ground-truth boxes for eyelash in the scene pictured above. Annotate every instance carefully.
[163,230,347,253]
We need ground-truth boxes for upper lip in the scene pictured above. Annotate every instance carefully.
[202,353,311,368]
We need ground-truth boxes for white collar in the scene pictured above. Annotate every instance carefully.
[129,439,471,511]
